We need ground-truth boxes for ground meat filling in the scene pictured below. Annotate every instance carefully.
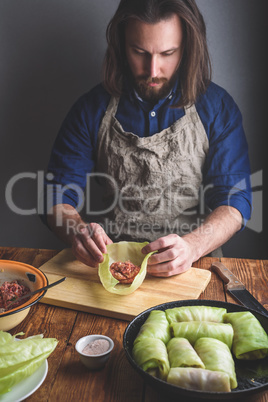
[110,261,141,284]
[0,280,31,311]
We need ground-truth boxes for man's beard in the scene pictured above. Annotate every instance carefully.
[130,72,177,103]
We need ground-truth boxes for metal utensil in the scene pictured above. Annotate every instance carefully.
[0,276,66,313]
[211,261,268,317]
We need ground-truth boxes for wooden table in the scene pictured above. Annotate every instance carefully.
[1,247,268,402]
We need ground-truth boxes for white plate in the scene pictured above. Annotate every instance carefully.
[0,360,48,402]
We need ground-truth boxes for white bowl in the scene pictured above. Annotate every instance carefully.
[75,335,114,370]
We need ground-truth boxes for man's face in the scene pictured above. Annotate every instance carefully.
[125,14,184,103]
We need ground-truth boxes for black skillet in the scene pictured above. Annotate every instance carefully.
[123,299,268,400]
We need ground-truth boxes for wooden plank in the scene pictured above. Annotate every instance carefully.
[38,248,211,321]
[220,258,268,309]
[9,302,78,402]
[0,247,59,267]
[48,313,143,402]
[193,257,226,302]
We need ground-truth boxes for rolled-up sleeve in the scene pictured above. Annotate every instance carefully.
[40,85,111,226]
[203,91,252,228]
[40,95,96,224]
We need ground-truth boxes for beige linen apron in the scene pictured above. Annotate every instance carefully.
[96,96,222,257]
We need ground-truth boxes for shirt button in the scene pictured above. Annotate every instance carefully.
[151,111,156,117]
[169,95,173,99]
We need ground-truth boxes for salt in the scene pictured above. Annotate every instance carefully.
[82,339,110,355]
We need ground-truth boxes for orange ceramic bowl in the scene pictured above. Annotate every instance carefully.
[0,260,48,331]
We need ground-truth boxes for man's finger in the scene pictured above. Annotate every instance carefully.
[88,223,108,254]
[147,247,178,265]
[72,238,100,267]
[142,234,180,254]
[78,227,104,262]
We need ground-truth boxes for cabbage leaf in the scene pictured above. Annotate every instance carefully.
[0,331,58,394]
[98,241,155,295]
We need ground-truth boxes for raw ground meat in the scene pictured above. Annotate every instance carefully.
[110,261,141,284]
[0,280,30,311]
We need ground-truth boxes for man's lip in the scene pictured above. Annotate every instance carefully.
[148,82,160,87]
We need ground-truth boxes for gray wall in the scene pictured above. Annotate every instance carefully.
[1,0,267,258]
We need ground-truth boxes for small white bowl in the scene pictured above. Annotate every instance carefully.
[75,335,114,370]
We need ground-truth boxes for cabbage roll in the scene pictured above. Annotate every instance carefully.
[194,337,237,389]
[167,337,205,368]
[132,337,170,380]
[171,321,233,349]
[165,305,227,324]
[134,310,171,345]
[224,311,268,360]
[167,367,231,392]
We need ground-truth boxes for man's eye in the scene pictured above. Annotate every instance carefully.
[133,49,145,55]
[163,51,175,56]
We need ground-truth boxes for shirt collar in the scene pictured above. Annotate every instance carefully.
[123,76,180,107]
[133,87,173,103]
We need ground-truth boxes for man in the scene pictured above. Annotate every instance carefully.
[42,0,252,277]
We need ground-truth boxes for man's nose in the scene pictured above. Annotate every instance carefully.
[148,55,160,77]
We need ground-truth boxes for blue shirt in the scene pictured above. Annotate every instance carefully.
[44,80,252,227]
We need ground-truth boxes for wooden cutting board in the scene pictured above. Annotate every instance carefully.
[39,248,211,321]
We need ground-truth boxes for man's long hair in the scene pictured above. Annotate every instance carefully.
[102,0,212,107]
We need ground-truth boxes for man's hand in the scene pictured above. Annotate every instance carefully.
[142,206,242,277]
[47,204,113,268]
[142,234,193,277]
[72,222,113,267]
